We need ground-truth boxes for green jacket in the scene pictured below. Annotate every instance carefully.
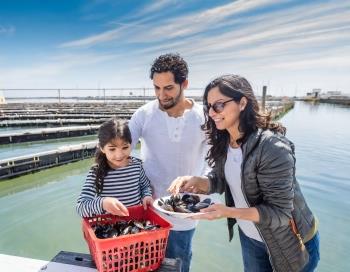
[208,128,315,272]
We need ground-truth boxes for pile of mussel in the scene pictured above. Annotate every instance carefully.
[93,220,160,239]
[158,194,212,213]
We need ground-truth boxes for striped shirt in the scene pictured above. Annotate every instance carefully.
[76,156,152,217]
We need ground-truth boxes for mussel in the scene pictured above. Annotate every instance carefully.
[159,194,213,214]
[93,219,160,239]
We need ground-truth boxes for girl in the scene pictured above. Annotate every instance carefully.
[77,118,153,218]
[169,75,320,272]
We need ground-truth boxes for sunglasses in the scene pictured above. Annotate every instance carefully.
[204,99,236,113]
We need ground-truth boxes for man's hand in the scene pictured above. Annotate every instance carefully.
[168,176,210,194]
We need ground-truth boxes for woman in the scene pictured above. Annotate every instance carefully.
[168,75,320,272]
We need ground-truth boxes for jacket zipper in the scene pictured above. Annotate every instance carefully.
[240,146,277,272]
[241,167,276,271]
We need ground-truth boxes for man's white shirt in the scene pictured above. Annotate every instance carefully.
[129,99,210,230]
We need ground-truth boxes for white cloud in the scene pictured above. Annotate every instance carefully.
[131,1,350,75]
[60,0,279,48]
[2,1,350,95]
[61,0,182,48]
[60,27,127,48]
[177,3,350,55]
[104,0,349,64]
[133,0,280,41]
[0,53,120,85]
[135,0,178,16]
[269,55,350,70]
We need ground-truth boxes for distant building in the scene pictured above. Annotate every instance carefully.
[320,91,349,99]
[306,88,321,98]
[327,91,342,96]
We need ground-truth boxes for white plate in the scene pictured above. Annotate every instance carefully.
[153,193,213,219]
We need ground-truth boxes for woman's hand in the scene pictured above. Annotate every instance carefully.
[167,176,210,194]
[102,197,129,216]
[190,204,260,223]
[190,203,232,220]
[142,196,154,210]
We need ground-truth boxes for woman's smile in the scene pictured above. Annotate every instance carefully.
[207,87,241,131]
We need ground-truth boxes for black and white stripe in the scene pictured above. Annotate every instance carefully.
[76,157,152,217]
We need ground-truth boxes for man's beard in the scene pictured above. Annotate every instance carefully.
[158,88,183,110]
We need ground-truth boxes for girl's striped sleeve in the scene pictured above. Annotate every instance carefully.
[76,169,104,217]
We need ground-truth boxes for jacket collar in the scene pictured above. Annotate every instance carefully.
[241,128,263,158]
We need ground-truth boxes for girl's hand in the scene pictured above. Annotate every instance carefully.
[190,204,232,220]
[167,176,210,194]
[102,197,129,216]
[142,196,154,210]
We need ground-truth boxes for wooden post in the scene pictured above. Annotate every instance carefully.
[58,89,61,104]
[143,87,146,104]
[103,88,106,104]
[262,86,267,111]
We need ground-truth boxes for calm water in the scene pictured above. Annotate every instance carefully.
[0,102,349,271]
[0,135,96,160]
[0,125,94,134]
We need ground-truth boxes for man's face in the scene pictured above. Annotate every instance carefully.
[153,71,186,110]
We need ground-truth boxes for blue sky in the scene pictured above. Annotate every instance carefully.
[0,0,349,97]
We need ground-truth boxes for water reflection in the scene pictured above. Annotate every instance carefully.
[0,135,97,160]
[0,159,93,198]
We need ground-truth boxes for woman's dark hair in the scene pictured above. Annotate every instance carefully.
[94,118,132,194]
[150,53,188,85]
[202,74,286,167]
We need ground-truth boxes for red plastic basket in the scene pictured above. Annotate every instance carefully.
[82,206,172,272]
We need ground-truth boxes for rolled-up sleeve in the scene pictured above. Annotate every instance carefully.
[128,108,144,150]
[207,167,225,195]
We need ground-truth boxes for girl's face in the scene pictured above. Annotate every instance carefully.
[100,138,131,169]
[207,86,244,131]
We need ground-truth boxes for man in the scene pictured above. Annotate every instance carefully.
[128,53,209,272]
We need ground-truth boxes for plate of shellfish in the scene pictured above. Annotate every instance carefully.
[153,193,214,219]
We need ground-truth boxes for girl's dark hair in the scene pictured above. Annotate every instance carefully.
[94,118,132,194]
[202,74,286,167]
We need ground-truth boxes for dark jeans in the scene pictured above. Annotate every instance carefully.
[239,228,320,272]
[165,228,195,272]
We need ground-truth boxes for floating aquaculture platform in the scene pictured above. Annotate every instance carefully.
[0,125,100,144]
[0,99,295,179]
[300,96,350,106]
[0,141,97,180]
[0,102,139,128]
[319,97,350,106]
[0,113,130,121]
[0,251,181,272]
[0,101,143,114]
[269,101,294,120]
[0,118,132,127]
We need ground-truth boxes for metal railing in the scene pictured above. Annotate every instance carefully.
[1,88,205,104]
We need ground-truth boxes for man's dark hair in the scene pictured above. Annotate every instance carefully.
[150,53,188,85]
